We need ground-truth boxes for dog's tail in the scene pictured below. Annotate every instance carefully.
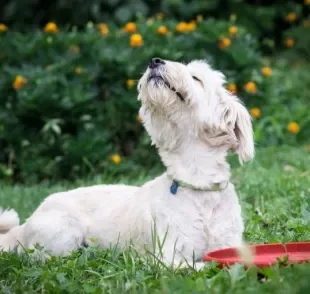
[0,208,22,251]
[236,241,255,266]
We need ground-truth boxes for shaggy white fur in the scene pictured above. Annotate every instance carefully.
[0,58,254,268]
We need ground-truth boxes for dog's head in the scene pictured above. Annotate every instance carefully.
[138,58,254,164]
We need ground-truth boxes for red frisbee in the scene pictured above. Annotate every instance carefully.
[203,242,310,268]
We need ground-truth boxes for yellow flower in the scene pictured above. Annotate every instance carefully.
[43,22,58,33]
[196,15,203,23]
[136,115,142,123]
[303,19,310,28]
[0,23,8,32]
[157,25,168,35]
[110,154,121,164]
[305,0,310,5]
[250,108,261,119]
[176,22,187,33]
[226,83,237,94]
[176,21,196,33]
[261,66,272,76]
[124,22,137,34]
[244,81,257,94]
[156,13,164,20]
[229,25,238,36]
[98,23,109,36]
[284,37,295,48]
[75,67,82,74]
[126,79,136,88]
[69,44,80,54]
[287,122,300,134]
[186,21,196,32]
[218,37,231,49]
[130,34,143,47]
[13,75,27,90]
[285,12,297,22]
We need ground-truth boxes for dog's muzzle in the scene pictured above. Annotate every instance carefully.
[147,57,165,83]
[146,58,185,102]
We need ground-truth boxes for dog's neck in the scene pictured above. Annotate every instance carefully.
[159,138,231,190]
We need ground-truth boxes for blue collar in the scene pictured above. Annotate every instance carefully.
[168,175,228,195]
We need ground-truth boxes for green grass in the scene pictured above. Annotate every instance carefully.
[0,146,309,293]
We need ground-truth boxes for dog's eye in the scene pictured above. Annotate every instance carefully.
[192,76,202,83]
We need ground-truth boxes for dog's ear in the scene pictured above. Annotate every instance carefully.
[221,98,254,164]
[223,99,254,164]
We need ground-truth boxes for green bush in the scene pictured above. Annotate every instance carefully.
[1,0,309,52]
[0,16,308,182]
[0,0,219,28]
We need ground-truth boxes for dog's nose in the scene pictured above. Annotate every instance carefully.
[149,57,165,69]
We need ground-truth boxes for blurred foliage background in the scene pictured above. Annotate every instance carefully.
[0,0,309,182]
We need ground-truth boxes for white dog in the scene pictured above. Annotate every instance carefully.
[0,58,254,267]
